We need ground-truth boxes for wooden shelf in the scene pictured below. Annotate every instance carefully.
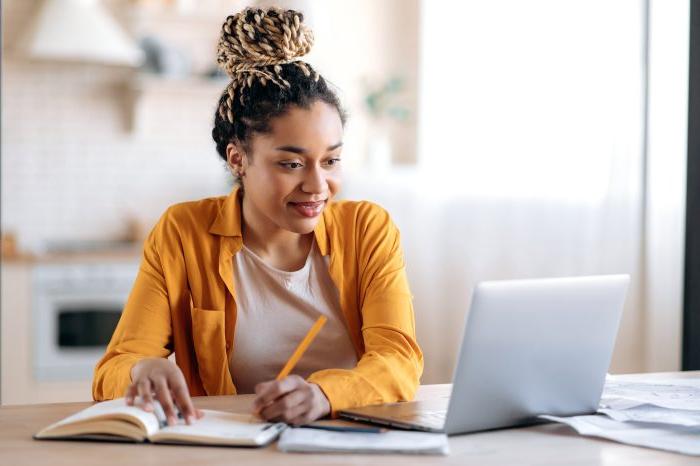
[125,73,228,132]
[128,73,228,95]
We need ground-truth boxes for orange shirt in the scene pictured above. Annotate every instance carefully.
[92,187,423,414]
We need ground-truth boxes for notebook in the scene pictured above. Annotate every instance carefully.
[277,427,449,455]
[33,398,286,447]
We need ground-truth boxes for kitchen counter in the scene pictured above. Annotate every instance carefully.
[2,247,142,264]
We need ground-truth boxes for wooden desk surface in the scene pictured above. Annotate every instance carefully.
[1,372,698,465]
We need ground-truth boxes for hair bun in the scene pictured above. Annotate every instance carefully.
[217,7,314,78]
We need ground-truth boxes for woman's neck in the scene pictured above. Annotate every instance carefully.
[240,194,314,271]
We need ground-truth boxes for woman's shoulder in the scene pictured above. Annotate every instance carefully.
[325,198,395,232]
[152,195,229,235]
[166,195,227,217]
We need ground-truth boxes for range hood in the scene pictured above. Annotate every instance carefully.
[18,0,144,66]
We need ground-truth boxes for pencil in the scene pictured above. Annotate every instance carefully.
[276,315,327,380]
[248,315,328,422]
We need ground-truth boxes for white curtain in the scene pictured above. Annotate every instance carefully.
[342,0,647,383]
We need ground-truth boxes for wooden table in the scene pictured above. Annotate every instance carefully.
[1,372,698,465]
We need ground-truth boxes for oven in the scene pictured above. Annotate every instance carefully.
[32,261,140,381]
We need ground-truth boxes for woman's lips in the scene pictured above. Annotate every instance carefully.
[289,200,325,218]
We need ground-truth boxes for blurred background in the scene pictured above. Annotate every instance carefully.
[0,0,693,405]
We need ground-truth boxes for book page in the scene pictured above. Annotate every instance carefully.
[35,398,160,440]
[149,410,285,446]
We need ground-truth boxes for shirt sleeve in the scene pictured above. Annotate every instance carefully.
[307,204,424,415]
[91,213,174,401]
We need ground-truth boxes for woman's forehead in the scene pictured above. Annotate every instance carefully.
[255,101,344,149]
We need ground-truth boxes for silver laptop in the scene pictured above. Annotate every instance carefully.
[339,275,629,435]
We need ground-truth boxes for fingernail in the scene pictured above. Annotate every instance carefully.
[144,403,153,411]
[168,416,176,426]
[187,415,195,424]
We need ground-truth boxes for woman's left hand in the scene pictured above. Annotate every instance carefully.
[252,375,330,425]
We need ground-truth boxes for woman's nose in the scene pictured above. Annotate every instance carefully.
[301,165,326,194]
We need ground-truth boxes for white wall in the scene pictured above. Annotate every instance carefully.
[409,0,648,377]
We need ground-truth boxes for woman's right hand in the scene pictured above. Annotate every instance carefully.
[125,357,204,426]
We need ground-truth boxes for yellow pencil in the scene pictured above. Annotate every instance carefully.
[276,315,327,380]
[249,315,328,422]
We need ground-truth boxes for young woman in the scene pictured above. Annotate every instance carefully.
[92,7,423,427]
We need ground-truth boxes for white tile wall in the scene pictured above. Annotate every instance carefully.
[1,0,420,253]
[0,0,238,253]
[2,58,231,252]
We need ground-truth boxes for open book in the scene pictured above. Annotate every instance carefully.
[34,398,286,447]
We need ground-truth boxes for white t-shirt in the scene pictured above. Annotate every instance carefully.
[228,239,358,394]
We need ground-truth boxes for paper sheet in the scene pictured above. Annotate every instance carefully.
[599,405,700,427]
[277,427,449,455]
[541,414,700,456]
[601,377,700,411]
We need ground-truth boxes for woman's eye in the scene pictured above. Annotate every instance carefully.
[280,162,303,169]
[326,158,341,166]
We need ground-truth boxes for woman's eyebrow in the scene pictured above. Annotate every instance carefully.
[275,142,343,154]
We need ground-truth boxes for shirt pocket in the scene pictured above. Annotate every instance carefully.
[190,307,228,395]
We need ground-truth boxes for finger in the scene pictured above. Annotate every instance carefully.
[125,384,138,405]
[136,379,154,411]
[170,381,198,425]
[253,376,302,412]
[260,389,307,422]
[151,377,177,426]
[288,411,312,427]
[171,389,204,420]
[284,401,313,426]
[289,395,326,426]
[252,380,277,405]
[255,374,304,399]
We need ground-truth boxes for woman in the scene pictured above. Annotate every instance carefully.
[92,7,423,427]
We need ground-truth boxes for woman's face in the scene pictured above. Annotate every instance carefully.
[230,100,344,235]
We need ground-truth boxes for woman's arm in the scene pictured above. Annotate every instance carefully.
[92,216,173,401]
[307,204,424,415]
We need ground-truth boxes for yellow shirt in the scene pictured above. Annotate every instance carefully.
[92,187,423,414]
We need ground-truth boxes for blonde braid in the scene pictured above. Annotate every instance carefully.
[216,7,319,122]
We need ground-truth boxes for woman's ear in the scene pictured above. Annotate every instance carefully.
[226,142,246,178]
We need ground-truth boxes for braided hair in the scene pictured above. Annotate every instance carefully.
[212,7,346,170]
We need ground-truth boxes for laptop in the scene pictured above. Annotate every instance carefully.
[339,275,629,435]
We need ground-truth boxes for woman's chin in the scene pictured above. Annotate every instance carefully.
[286,217,320,235]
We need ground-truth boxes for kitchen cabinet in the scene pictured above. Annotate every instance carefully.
[1,252,141,405]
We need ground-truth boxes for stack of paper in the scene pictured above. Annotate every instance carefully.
[542,376,700,456]
[277,427,449,455]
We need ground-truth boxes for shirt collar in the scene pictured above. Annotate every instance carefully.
[208,186,331,256]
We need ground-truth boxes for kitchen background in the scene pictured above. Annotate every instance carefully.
[0,0,690,405]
